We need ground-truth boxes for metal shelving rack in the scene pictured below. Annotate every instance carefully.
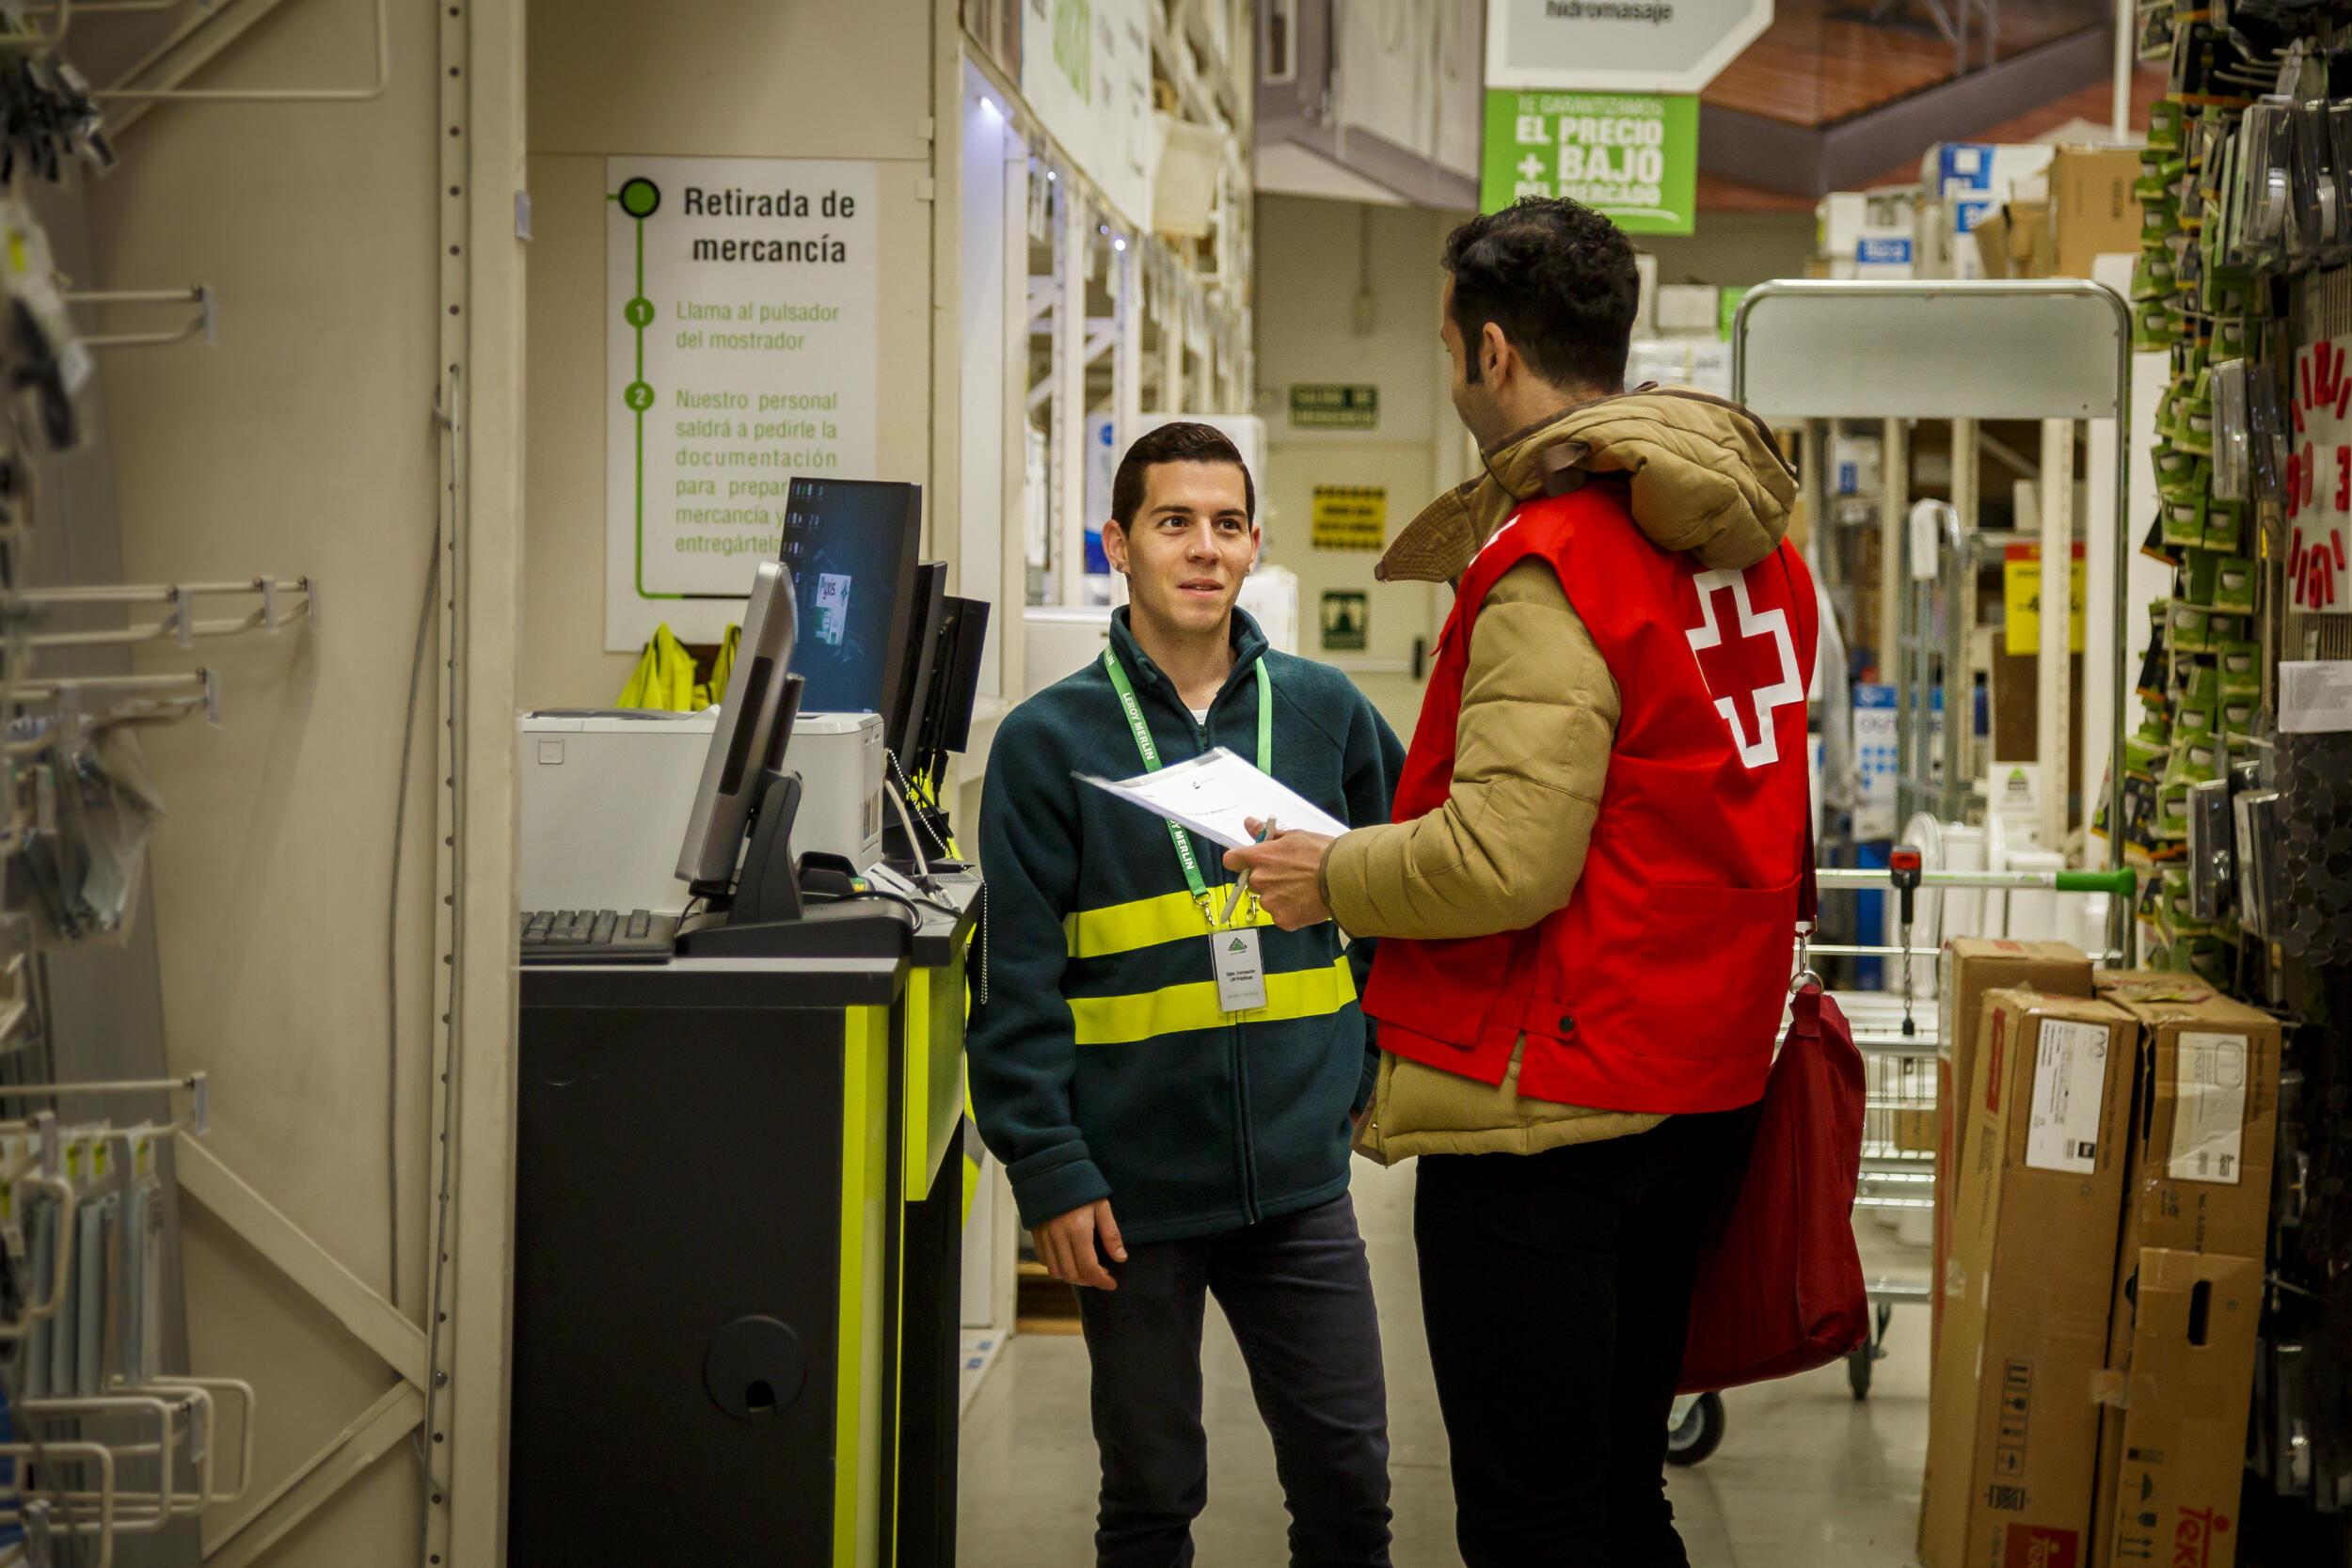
[1896,521,2013,826]
[1734,278,2137,955]
[1734,280,2143,1402]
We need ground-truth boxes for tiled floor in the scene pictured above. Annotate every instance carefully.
[960,1156,1933,1567]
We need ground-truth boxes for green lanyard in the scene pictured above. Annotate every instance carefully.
[1102,646,1273,906]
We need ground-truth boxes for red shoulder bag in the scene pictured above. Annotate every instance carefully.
[1677,839,1870,1394]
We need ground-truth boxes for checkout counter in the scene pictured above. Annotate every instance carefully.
[510,874,977,1567]
[509,527,992,1566]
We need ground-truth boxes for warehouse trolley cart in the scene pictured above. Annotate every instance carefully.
[1677,284,2146,1453]
[1668,857,2137,1460]
[1732,277,2139,952]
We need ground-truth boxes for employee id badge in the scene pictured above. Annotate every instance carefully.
[1212,926,1268,1014]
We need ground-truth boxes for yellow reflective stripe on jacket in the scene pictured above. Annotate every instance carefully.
[1068,955,1358,1047]
[1063,887,1275,959]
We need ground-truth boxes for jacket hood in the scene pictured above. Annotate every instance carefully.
[1376,388,1797,584]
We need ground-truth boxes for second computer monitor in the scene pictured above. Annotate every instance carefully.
[903,595,991,783]
[779,478,923,721]
[884,562,948,764]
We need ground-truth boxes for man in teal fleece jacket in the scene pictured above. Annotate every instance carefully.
[969,421,1403,1568]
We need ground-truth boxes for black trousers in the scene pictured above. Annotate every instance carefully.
[1414,1109,1760,1568]
[1075,1193,1393,1568]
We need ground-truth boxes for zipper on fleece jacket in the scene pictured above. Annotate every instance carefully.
[1185,681,1262,1227]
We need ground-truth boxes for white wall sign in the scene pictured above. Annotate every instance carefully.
[1022,0,1157,230]
[604,155,880,650]
[1483,0,1772,95]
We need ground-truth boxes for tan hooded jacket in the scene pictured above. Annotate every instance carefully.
[1332,388,1797,1163]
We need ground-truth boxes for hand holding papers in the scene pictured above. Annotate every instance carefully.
[1077,748,1350,851]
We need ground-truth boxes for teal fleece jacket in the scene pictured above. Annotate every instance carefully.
[968,609,1404,1245]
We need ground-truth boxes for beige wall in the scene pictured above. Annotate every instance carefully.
[520,0,938,707]
[1253,196,1816,739]
[84,0,451,1560]
[1640,209,1818,288]
[1252,195,1461,738]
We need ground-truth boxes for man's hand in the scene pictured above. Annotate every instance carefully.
[1033,1198,1126,1291]
[1223,818,1336,931]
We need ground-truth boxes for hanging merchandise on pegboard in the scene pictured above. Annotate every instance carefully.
[0,27,309,1559]
[2096,6,2352,1542]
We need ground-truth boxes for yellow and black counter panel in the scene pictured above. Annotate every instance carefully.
[510,878,978,1568]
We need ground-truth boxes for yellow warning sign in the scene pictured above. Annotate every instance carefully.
[1311,485,1387,552]
[2003,543,2086,655]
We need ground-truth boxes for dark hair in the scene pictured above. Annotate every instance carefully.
[1108,421,1256,531]
[1441,198,1639,393]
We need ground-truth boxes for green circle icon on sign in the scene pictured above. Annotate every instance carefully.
[624,296,655,328]
[624,381,655,412]
[618,178,660,219]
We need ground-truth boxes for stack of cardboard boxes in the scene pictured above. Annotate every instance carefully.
[1960,146,2146,282]
[1921,942,2280,1568]
[2089,973,2277,1568]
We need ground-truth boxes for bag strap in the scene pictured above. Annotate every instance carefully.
[1801,816,1819,927]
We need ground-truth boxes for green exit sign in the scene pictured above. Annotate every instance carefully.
[1291,384,1379,430]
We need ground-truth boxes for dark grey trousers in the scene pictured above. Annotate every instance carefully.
[1074,1193,1393,1568]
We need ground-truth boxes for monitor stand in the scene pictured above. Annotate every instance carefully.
[730,769,804,926]
[675,768,915,960]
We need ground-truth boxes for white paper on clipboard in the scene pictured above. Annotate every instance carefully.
[1078,747,1350,851]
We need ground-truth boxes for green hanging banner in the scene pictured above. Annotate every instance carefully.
[1479,90,1698,236]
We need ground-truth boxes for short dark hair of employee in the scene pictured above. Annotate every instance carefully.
[1441,197,1640,393]
[1108,420,1257,530]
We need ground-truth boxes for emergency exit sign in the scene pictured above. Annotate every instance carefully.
[1290,384,1379,431]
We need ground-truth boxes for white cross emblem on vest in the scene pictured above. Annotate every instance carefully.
[1683,566,1804,769]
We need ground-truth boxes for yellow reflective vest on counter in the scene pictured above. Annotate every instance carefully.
[614,623,739,711]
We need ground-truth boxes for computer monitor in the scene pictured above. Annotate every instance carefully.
[675,560,802,891]
[884,562,948,764]
[914,596,991,773]
[778,478,923,720]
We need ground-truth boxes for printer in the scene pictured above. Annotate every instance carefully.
[517,709,884,915]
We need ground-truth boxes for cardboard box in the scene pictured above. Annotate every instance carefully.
[1654,283,1720,337]
[1891,1050,1937,1154]
[2050,147,2145,280]
[1829,431,1884,498]
[1921,989,2136,1568]
[1972,199,2053,279]
[1921,940,2090,1568]
[1932,942,2097,1360]
[2088,974,2280,1567]
[1920,142,2057,277]
[2096,972,2281,1261]
[1633,252,1659,338]
[1820,188,1919,278]
[2099,1250,2263,1568]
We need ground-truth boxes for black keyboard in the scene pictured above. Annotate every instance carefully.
[519,908,679,964]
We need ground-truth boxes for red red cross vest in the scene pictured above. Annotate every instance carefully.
[1362,478,1819,1113]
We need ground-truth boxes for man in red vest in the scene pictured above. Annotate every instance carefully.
[1227,198,1814,1566]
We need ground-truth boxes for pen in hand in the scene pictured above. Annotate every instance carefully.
[1222,818,1277,925]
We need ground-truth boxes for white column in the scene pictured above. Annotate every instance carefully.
[1052,181,1088,605]
[2039,417,2076,851]
[1116,239,1143,449]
